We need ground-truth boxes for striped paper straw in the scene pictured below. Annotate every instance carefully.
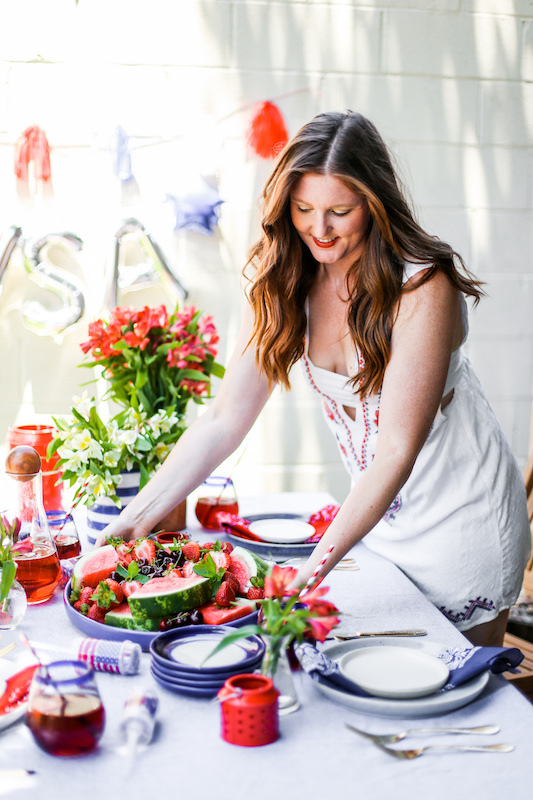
[300,545,334,596]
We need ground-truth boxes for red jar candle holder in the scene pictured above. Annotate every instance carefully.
[218,674,279,747]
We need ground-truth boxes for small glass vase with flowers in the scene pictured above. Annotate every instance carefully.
[210,564,341,714]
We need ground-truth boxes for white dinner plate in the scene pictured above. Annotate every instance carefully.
[248,518,315,544]
[315,638,489,718]
[339,645,449,698]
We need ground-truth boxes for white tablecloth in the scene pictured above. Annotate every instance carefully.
[1,493,533,799]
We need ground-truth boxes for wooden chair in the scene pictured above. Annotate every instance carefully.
[503,453,533,700]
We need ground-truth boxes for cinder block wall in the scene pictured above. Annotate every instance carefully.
[0,0,531,503]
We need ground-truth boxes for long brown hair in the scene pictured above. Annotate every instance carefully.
[245,111,483,397]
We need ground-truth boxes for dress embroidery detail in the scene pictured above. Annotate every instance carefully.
[438,597,496,624]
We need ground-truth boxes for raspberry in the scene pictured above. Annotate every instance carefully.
[223,571,240,595]
[86,604,106,623]
[247,586,264,601]
[215,580,236,608]
[182,542,201,562]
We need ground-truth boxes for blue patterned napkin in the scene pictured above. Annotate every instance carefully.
[295,642,524,697]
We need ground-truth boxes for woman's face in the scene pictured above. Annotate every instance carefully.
[290,173,370,270]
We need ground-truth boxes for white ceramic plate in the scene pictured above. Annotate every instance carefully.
[248,518,315,544]
[314,638,489,718]
[339,645,449,699]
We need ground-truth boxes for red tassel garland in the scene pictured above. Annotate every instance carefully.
[246,101,289,159]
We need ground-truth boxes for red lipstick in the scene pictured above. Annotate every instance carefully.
[312,237,338,249]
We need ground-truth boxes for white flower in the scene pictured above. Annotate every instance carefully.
[153,442,171,461]
[103,448,122,468]
[72,391,94,419]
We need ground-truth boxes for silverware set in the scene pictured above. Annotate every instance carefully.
[345,723,514,759]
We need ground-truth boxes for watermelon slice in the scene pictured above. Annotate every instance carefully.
[105,603,162,632]
[72,545,119,590]
[227,546,268,593]
[198,598,256,625]
[127,573,211,621]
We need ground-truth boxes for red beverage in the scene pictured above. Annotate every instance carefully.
[26,693,105,756]
[14,544,61,604]
[195,496,239,530]
[54,535,82,560]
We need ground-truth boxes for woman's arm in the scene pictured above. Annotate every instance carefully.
[293,269,461,584]
[95,302,271,545]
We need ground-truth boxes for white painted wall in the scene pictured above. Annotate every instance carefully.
[0,0,532,505]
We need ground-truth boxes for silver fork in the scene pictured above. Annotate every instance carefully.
[373,741,514,760]
[345,722,500,745]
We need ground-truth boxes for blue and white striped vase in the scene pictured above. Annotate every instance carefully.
[86,471,140,545]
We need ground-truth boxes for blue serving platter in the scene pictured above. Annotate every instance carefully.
[63,580,259,652]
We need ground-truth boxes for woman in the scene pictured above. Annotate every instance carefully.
[98,111,531,646]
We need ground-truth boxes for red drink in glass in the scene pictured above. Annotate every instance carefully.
[14,543,61,604]
[195,496,239,530]
[26,693,105,756]
[54,535,82,560]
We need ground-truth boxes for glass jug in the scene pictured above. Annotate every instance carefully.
[2,446,61,604]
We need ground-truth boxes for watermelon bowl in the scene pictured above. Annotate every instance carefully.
[63,581,258,652]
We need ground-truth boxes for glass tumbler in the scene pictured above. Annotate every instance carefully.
[26,661,106,756]
[46,511,81,560]
[195,477,239,530]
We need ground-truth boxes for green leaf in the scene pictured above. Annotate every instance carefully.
[201,625,263,665]
[180,369,209,381]
[0,560,17,603]
[210,362,225,379]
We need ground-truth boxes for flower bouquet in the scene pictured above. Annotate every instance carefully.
[49,303,224,508]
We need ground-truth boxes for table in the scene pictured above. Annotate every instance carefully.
[1,492,533,800]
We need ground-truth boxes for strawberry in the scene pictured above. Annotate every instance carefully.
[182,542,201,562]
[247,586,264,601]
[73,599,84,612]
[122,580,143,598]
[91,579,123,610]
[223,571,240,595]
[182,561,195,578]
[168,568,183,579]
[133,538,156,564]
[220,541,233,555]
[214,580,236,608]
[208,550,231,571]
[86,604,106,624]
[116,542,135,566]
[80,586,95,606]
[202,542,217,550]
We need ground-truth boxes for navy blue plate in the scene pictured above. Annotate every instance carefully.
[150,625,264,674]
[150,666,220,698]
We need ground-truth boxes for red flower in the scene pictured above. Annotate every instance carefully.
[264,565,299,599]
[307,614,341,642]
[179,379,209,397]
[301,585,339,618]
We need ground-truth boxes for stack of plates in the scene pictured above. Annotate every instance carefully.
[149,625,265,698]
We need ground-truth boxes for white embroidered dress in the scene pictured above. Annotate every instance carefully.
[302,263,531,631]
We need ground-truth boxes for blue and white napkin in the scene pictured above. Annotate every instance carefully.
[295,642,524,697]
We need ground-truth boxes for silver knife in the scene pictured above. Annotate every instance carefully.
[326,629,427,641]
